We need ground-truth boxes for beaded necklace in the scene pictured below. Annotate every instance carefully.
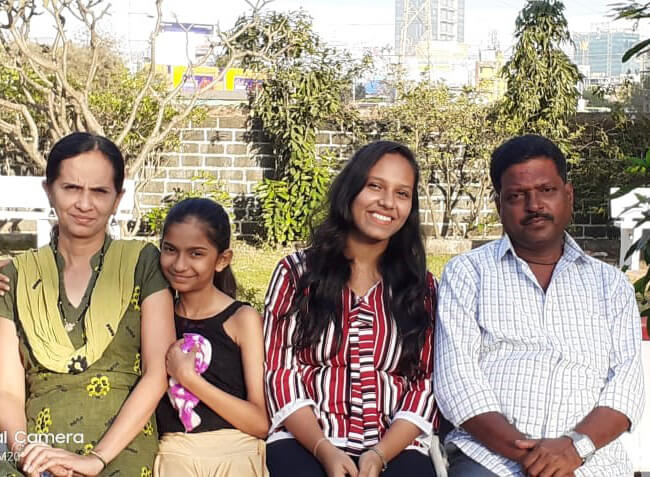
[52,235,107,333]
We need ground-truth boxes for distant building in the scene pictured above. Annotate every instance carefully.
[475,49,506,103]
[394,0,472,87]
[395,0,465,57]
[572,25,640,86]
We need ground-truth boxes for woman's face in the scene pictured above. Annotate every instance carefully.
[349,152,415,244]
[46,149,122,241]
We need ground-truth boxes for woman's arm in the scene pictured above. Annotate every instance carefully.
[92,288,174,461]
[168,306,270,438]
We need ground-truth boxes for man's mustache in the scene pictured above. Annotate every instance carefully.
[521,212,554,225]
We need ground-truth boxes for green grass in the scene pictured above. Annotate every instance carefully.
[427,254,452,280]
[231,241,295,311]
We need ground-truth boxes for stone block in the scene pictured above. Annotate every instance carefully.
[331,133,352,145]
[166,182,192,194]
[220,170,243,181]
[226,144,248,155]
[142,181,165,193]
[225,183,247,194]
[207,131,228,142]
[0,232,36,251]
[205,156,233,168]
[168,169,196,179]
[589,213,608,225]
[180,143,199,154]
[219,116,247,129]
[140,194,165,206]
[316,132,331,144]
[182,130,205,141]
[234,157,257,168]
[583,225,609,239]
[245,170,265,182]
[158,155,180,167]
[425,238,473,254]
[201,143,225,154]
[181,156,203,167]
[202,117,219,128]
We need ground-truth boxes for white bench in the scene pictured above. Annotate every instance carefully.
[610,187,650,270]
[0,175,135,247]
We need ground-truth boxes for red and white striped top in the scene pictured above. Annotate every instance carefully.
[264,252,439,455]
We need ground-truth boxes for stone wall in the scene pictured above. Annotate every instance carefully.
[138,114,357,239]
[1,112,617,243]
[137,112,617,241]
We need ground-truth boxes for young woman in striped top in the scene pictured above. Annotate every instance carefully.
[264,141,438,477]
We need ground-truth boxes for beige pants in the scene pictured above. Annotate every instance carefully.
[154,429,269,477]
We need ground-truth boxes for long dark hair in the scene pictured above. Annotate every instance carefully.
[162,198,237,298]
[286,141,432,380]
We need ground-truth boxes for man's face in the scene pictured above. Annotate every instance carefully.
[497,156,573,251]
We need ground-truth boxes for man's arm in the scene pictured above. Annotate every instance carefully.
[462,412,529,463]
[433,257,528,463]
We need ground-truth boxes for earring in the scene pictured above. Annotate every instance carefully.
[48,207,56,219]
[110,215,118,227]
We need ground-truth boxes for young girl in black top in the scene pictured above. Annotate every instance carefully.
[154,198,269,477]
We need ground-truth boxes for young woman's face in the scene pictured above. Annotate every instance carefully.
[349,152,415,244]
[160,218,224,294]
[46,150,122,241]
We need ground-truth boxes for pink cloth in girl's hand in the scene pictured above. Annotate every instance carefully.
[167,333,212,432]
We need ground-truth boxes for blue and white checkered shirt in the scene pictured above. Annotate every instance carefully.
[434,233,645,476]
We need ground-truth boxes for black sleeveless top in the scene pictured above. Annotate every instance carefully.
[156,301,248,434]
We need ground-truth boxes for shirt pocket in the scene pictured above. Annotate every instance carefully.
[477,291,546,350]
[549,282,610,373]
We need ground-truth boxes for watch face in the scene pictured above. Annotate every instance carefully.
[574,435,595,459]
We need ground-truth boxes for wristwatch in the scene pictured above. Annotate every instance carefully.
[564,430,595,463]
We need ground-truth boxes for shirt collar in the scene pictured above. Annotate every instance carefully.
[496,231,588,265]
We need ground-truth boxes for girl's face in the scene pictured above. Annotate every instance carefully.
[160,218,231,294]
[46,150,123,241]
[349,152,415,244]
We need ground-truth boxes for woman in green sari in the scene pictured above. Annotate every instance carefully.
[0,133,175,476]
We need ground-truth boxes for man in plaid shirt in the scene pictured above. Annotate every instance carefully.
[433,135,645,477]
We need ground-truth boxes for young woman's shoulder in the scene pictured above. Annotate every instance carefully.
[272,250,307,283]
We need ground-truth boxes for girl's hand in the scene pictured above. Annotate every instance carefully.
[0,258,10,296]
[20,443,102,476]
[358,450,383,477]
[166,339,198,387]
[316,441,359,477]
